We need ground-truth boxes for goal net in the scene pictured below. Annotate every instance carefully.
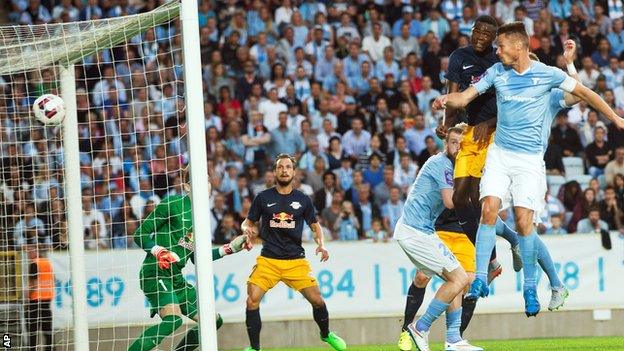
[0,1,215,349]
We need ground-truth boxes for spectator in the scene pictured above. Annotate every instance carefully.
[299,140,328,174]
[559,181,582,212]
[418,135,441,166]
[599,186,623,230]
[52,0,78,22]
[382,186,405,235]
[580,21,605,58]
[551,112,583,156]
[579,110,606,147]
[416,76,441,115]
[578,56,601,89]
[320,191,344,240]
[569,188,597,233]
[13,203,47,247]
[317,119,340,151]
[549,0,572,19]
[585,126,612,177]
[342,117,372,159]
[334,157,354,192]
[366,217,388,242]
[591,38,614,68]
[496,0,520,24]
[213,213,241,244]
[313,171,337,213]
[84,220,110,250]
[269,112,304,158]
[334,201,360,241]
[363,153,385,189]
[372,165,395,207]
[535,36,558,66]
[394,152,419,194]
[375,46,400,81]
[441,0,463,21]
[604,147,624,185]
[576,206,610,233]
[354,183,380,235]
[335,13,361,42]
[362,22,392,62]
[607,19,624,56]
[405,114,434,155]
[264,63,291,98]
[514,6,534,36]
[614,173,624,204]
[593,4,612,35]
[259,88,287,130]
[545,214,568,234]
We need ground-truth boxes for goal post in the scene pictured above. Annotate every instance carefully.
[0,1,217,350]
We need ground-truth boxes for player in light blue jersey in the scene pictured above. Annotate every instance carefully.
[433,22,624,317]
[395,126,480,351]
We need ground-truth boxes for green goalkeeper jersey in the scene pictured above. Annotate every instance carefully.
[134,194,222,276]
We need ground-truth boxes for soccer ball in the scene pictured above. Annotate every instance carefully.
[33,94,66,125]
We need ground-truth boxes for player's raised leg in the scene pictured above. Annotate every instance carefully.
[535,236,569,311]
[300,285,346,350]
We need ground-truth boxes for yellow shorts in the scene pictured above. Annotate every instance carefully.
[454,125,495,179]
[248,256,318,292]
[436,231,475,273]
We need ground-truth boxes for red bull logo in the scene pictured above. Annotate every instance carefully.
[270,212,296,229]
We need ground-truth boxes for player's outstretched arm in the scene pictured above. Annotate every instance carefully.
[432,86,479,111]
[437,80,461,139]
[562,39,583,106]
[310,222,329,262]
[570,83,624,129]
[212,234,252,261]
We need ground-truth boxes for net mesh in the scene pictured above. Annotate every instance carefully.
[0,2,192,349]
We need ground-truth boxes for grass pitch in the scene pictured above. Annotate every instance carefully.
[264,337,624,351]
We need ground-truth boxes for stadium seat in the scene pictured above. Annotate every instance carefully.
[566,174,593,190]
[562,157,585,177]
[547,175,566,196]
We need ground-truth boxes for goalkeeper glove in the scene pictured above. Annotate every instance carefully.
[151,245,180,270]
[218,235,248,256]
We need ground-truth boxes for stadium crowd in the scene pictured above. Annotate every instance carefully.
[2,0,624,251]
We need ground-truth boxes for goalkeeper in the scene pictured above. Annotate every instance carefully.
[129,192,249,351]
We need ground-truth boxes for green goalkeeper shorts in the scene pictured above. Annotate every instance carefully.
[140,267,197,319]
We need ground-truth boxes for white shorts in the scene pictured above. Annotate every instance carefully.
[480,143,546,213]
[394,222,460,278]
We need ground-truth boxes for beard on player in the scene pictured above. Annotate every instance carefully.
[276,173,294,187]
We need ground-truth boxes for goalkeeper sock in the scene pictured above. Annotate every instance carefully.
[128,314,182,351]
[460,297,477,336]
[313,304,330,338]
[402,283,426,331]
[246,308,262,351]
[174,327,199,351]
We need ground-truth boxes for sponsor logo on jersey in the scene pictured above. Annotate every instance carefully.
[270,212,296,229]
[178,232,195,251]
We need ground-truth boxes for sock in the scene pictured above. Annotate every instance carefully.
[536,235,563,289]
[475,224,496,283]
[174,327,199,351]
[460,297,477,336]
[128,314,182,351]
[455,205,479,243]
[246,309,262,351]
[402,283,426,331]
[519,231,538,291]
[495,216,519,248]
[445,308,463,343]
[415,298,449,332]
[313,305,330,338]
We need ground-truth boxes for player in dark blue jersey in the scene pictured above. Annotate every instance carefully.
[241,154,346,351]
